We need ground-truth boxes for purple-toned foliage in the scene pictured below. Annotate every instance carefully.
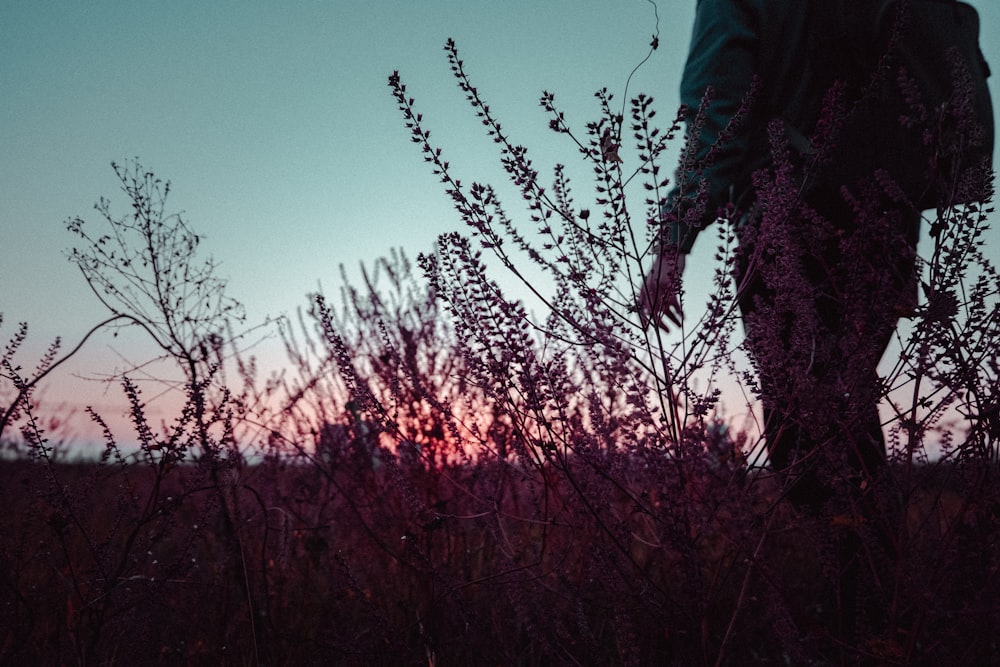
[1,25,998,666]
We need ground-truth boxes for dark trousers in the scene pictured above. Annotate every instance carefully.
[734,198,919,509]
[734,196,919,650]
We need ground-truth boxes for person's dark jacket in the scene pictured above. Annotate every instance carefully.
[667,0,882,252]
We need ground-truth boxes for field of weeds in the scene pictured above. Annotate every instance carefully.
[2,453,996,665]
[4,34,999,665]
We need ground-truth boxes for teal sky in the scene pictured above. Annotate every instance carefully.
[3,2,999,445]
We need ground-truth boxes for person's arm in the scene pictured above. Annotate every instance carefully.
[669,0,761,253]
[639,0,761,330]
[639,249,686,330]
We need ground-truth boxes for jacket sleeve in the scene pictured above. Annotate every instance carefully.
[665,0,761,253]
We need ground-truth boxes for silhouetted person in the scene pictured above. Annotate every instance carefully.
[640,0,992,508]
[641,1,923,506]
[639,0,992,655]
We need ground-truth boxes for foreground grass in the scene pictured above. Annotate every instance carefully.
[1,452,996,666]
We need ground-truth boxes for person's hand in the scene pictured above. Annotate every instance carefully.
[638,250,686,330]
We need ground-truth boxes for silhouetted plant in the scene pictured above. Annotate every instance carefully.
[382,35,998,664]
[0,160,277,664]
[66,160,245,383]
[66,159,246,456]
[0,314,128,449]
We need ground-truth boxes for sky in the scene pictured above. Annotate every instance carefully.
[3,2,999,449]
